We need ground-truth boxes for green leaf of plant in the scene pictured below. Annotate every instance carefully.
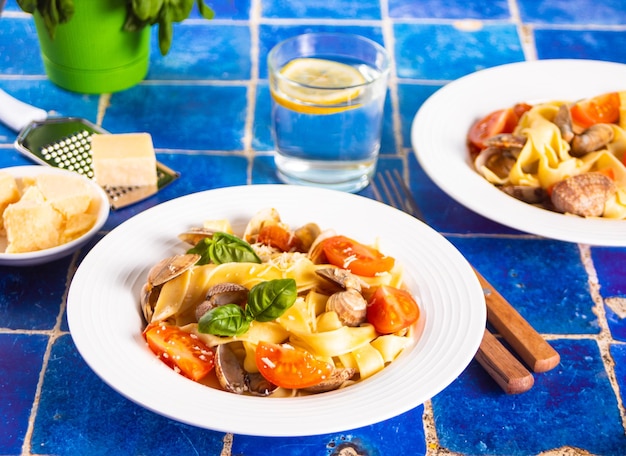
[167,0,194,22]
[246,279,297,322]
[198,304,251,336]
[16,0,37,14]
[157,7,173,56]
[196,0,215,19]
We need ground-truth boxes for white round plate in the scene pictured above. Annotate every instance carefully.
[412,59,626,246]
[67,185,485,437]
[0,165,109,266]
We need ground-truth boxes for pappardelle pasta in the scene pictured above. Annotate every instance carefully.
[140,208,421,397]
[467,91,626,219]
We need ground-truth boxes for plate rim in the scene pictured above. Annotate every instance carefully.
[66,184,486,436]
[411,58,626,246]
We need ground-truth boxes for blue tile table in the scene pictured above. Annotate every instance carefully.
[1,0,626,454]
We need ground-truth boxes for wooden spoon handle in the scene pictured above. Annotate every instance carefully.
[474,268,560,373]
[476,329,534,394]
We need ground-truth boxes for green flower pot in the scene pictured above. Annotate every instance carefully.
[34,0,150,94]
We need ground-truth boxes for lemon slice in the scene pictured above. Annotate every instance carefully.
[272,58,366,114]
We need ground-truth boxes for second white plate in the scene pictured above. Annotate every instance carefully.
[412,59,626,246]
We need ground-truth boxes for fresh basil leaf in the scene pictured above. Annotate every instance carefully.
[209,232,262,264]
[187,237,213,265]
[246,279,297,322]
[198,304,250,336]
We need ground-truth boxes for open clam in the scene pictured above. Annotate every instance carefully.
[195,282,249,321]
[316,268,368,327]
[214,343,277,396]
[474,135,525,181]
[551,172,617,217]
[302,367,356,393]
[141,253,200,323]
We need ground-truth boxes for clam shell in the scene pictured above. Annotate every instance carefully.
[551,172,616,217]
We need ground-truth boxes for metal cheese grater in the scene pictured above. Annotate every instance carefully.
[0,89,180,210]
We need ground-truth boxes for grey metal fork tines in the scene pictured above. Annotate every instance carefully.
[371,169,424,221]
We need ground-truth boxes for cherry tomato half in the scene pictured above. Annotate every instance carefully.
[321,235,395,277]
[144,323,215,381]
[367,285,420,334]
[570,92,620,129]
[257,224,302,252]
[467,108,517,155]
[255,341,333,389]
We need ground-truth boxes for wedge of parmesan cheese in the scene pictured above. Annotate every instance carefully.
[33,173,95,218]
[4,186,64,253]
[1,172,101,254]
[91,133,158,187]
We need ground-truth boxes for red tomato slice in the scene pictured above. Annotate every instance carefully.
[367,285,420,334]
[467,108,518,155]
[255,341,333,389]
[321,235,394,277]
[570,92,620,129]
[512,102,533,120]
[144,323,215,381]
[257,224,302,252]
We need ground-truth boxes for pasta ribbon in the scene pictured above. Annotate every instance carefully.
[477,99,626,218]
[290,324,378,358]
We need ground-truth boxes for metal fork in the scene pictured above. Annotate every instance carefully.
[371,169,560,394]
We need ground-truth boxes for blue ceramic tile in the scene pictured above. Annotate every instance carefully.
[0,259,69,330]
[101,84,247,150]
[611,344,626,406]
[534,29,626,64]
[253,82,273,152]
[2,0,20,12]
[0,333,48,454]
[0,80,101,143]
[0,15,44,75]
[148,24,252,80]
[432,339,626,455]
[590,247,626,342]
[406,153,520,234]
[262,0,381,20]
[257,25,385,79]
[205,0,250,20]
[0,148,31,167]
[32,334,228,456]
[518,0,626,25]
[393,23,524,80]
[251,155,282,184]
[389,0,510,19]
[449,237,597,334]
[231,405,426,455]
[397,83,441,148]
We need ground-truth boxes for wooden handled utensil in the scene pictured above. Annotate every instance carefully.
[371,170,561,394]
[474,268,561,374]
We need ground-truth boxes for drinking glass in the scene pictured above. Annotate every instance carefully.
[268,33,390,192]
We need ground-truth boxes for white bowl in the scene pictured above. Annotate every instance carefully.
[0,165,110,266]
[67,184,485,436]
[412,59,626,246]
